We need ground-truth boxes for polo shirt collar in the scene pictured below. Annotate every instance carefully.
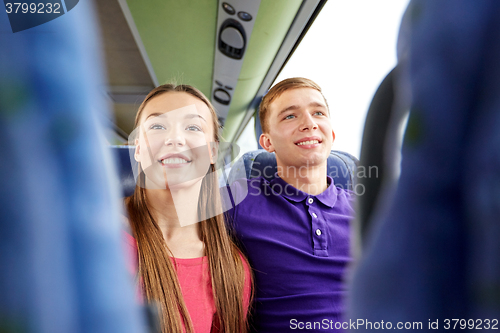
[269,174,338,208]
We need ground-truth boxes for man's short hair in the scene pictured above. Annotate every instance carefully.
[259,77,328,133]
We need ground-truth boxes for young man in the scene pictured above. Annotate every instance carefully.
[226,78,354,332]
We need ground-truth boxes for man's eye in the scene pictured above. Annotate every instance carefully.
[284,114,295,120]
[149,123,166,130]
[313,111,325,116]
[186,125,202,131]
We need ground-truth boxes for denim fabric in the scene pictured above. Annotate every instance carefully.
[349,0,500,329]
[0,2,146,332]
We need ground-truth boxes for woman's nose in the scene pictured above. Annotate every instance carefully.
[164,129,186,147]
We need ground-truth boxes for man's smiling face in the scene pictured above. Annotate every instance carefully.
[259,87,335,170]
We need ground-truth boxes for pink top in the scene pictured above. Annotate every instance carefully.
[123,232,251,332]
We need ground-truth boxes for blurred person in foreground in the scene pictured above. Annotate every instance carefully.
[349,0,500,330]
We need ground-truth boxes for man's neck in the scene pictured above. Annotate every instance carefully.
[276,161,328,196]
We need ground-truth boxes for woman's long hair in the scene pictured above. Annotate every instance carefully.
[125,84,251,332]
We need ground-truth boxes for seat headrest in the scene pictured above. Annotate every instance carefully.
[111,146,359,196]
[227,149,358,191]
[110,146,136,197]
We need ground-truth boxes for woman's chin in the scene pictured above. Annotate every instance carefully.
[142,168,206,190]
[166,176,204,191]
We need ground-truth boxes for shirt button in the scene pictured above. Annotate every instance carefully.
[308,198,314,204]
[315,229,322,236]
[312,213,318,218]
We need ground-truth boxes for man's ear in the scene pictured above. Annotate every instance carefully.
[259,133,275,153]
[332,130,336,143]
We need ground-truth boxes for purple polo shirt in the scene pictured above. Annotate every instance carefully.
[226,175,354,332]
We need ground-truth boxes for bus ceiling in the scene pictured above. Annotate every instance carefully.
[95,0,327,144]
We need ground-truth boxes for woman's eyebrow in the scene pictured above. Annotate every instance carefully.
[144,112,207,123]
[144,112,164,121]
[184,113,207,123]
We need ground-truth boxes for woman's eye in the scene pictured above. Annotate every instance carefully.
[284,114,295,120]
[149,124,165,130]
[186,125,202,131]
[149,123,166,130]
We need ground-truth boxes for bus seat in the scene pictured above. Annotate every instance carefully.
[227,149,358,191]
[349,0,500,324]
[112,146,359,196]
[0,2,146,330]
[110,146,136,197]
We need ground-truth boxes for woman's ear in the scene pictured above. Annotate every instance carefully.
[134,138,140,162]
[209,141,219,165]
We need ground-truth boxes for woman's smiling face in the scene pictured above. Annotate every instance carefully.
[134,91,216,190]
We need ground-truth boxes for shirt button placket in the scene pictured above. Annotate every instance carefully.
[309,196,322,254]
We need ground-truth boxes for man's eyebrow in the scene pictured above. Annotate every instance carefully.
[277,102,327,117]
[308,102,327,109]
[277,105,300,117]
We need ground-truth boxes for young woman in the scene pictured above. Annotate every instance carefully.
[124,84,251,333]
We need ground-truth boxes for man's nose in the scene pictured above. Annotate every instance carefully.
[299,113,318,131]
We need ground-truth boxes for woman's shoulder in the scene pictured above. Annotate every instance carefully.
[238,252,250,273]
[237,252,252,311]
[121,217,138,275]
[121,214,136,241]
[123,227,136,248]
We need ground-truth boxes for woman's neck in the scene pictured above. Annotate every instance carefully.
[145,186,205,258]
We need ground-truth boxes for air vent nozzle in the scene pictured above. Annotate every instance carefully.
[218,19,246,59]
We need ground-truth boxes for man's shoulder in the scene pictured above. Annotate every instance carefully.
[225,176,271,196]
[331,186,356,214]
[221,177,271,212]
[335,185,354,198]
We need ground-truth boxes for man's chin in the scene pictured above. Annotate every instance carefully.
[279,157,327,171]
[275,149,329,170]
[298,151,329,166]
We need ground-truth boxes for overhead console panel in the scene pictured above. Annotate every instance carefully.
[212,0,261,125]
[219,19,246,59]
